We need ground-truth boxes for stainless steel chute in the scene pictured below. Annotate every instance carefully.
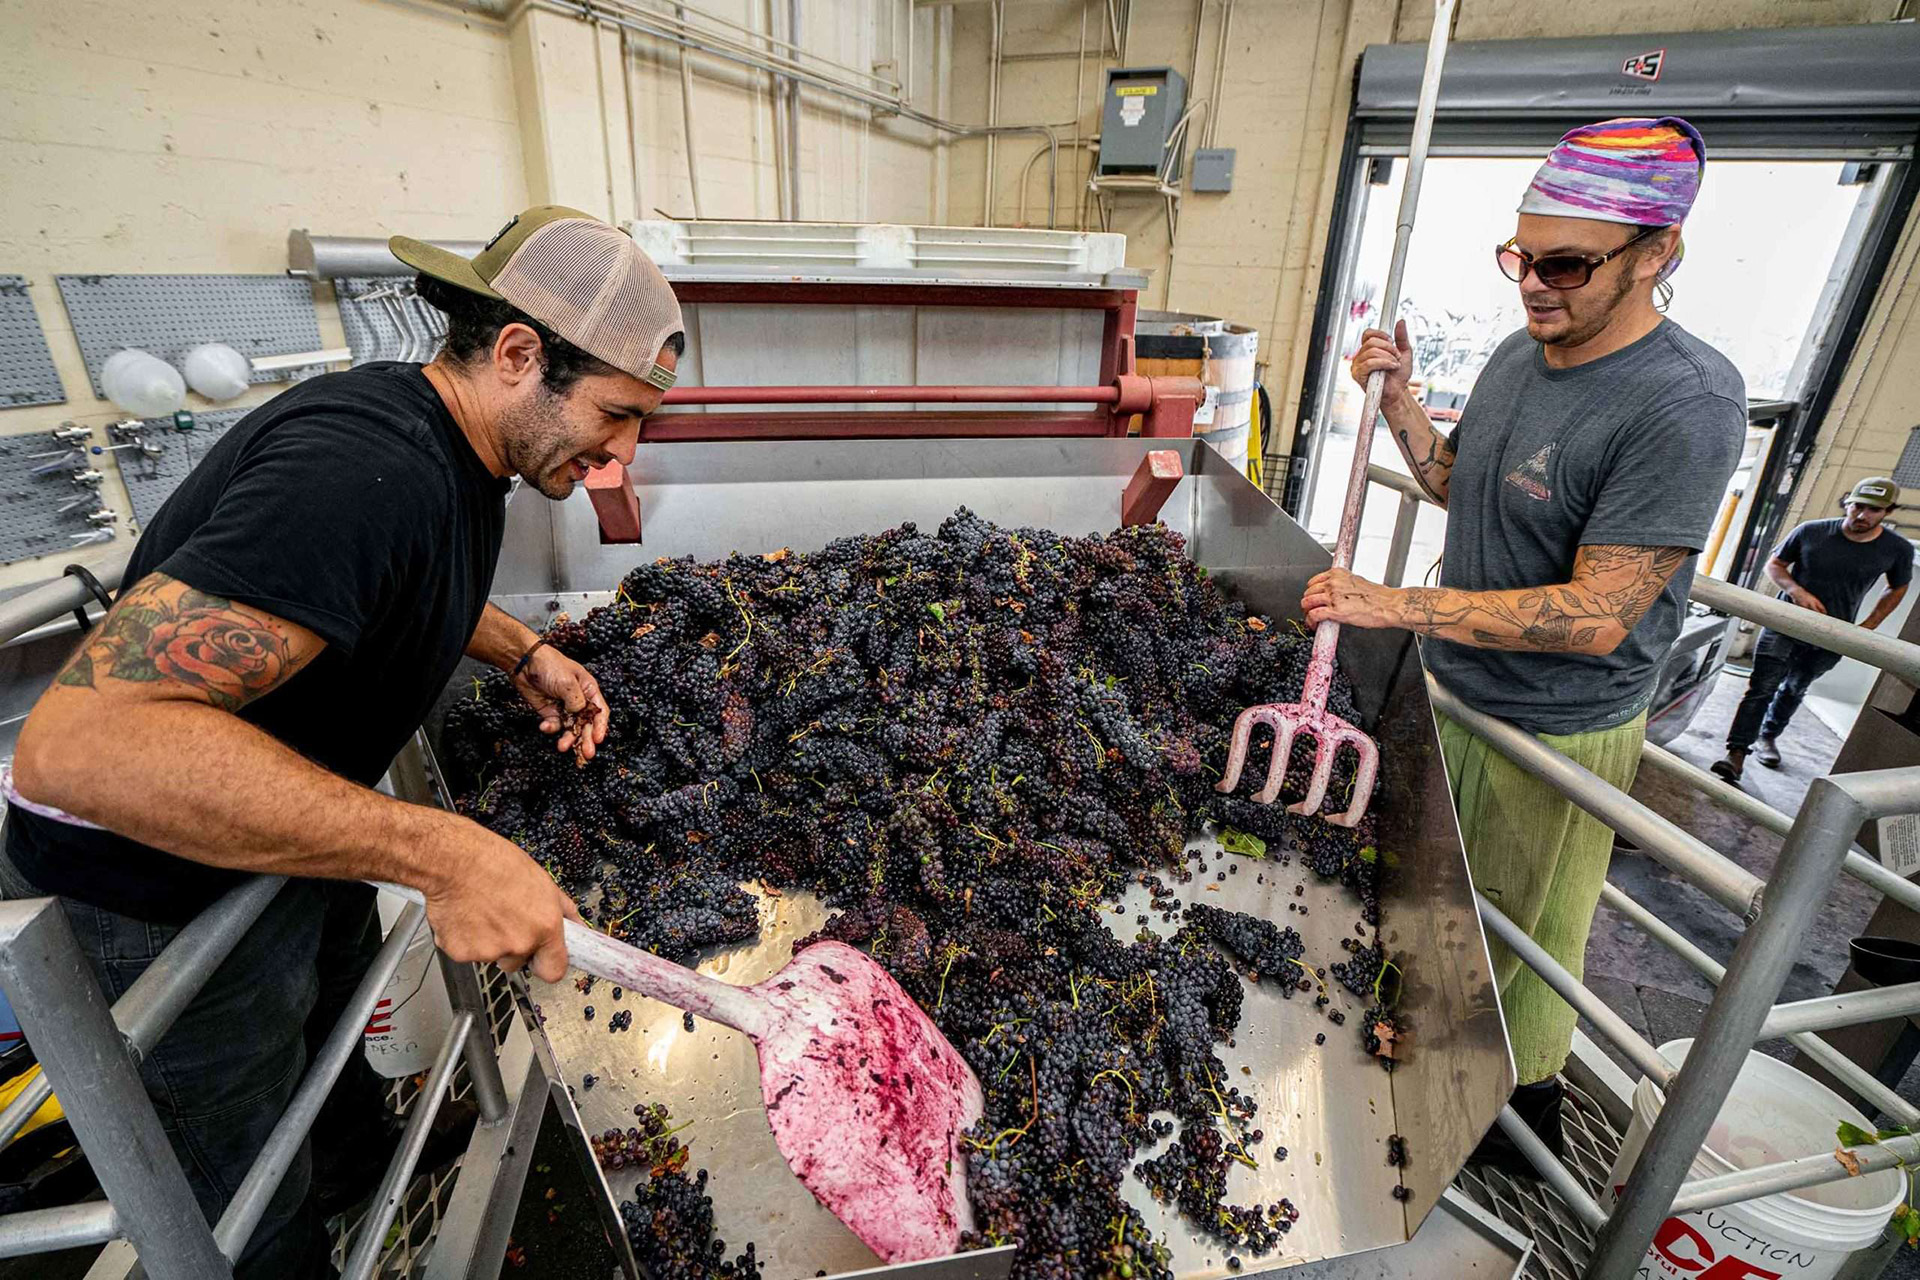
[427,435,1514,1279]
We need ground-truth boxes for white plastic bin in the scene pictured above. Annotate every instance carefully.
[1606,1038,1904,1280]
[362,887,454,1078]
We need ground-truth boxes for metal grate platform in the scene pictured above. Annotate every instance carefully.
[1451,1079,1624,1280]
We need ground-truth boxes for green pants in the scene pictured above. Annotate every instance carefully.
[1438,709,1646,1086]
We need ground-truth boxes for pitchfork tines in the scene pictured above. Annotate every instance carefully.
[1215,619,1379,828]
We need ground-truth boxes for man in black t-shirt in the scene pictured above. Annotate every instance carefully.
[1713,476,1914,783]
[4,207,686,1277]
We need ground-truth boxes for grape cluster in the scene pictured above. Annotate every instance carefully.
[622,1165,762,1280]
[1185,903,1305,990]
[444,510,1394,1280]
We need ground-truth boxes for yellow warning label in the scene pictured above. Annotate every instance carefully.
[1114,85,1159,96]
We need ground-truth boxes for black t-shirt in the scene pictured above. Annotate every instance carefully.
[6,363,509,922]
[1773,517,1914,624]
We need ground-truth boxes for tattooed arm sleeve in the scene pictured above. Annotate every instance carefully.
[1387,544,1693,655]
[53,571,323,713]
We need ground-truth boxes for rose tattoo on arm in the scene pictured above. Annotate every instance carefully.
[56,573,311,713]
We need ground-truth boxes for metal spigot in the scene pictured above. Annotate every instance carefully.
[28,452,85,475]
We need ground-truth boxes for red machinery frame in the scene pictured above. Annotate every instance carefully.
[589,280,1201,542]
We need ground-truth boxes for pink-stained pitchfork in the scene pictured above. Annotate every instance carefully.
[1214,0,1456,829]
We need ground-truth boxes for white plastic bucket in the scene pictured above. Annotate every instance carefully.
[1606,1038,1904,1280]
[361,887,454,1078]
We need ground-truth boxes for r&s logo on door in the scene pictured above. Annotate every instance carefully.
[1622,48,1666,81]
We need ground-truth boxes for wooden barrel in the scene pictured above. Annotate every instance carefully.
[1135,310,1259,474]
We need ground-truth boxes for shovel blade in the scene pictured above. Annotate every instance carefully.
[752,941,982,1263]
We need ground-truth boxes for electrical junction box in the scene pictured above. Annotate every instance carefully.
[1192,148,1236,192]
[1097,67,1188,180]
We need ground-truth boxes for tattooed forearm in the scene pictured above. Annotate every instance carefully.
[54,572,307,713]
[1378,392,1454,506]
[1395,426,1456,505]
[1389,544,1692,655]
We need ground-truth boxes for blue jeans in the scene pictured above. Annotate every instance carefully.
[1725,630,1843,753]
[0,856,387,1279]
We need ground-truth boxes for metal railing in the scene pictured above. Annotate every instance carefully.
[0,557,528,1278]
[1366,462,1920,1274]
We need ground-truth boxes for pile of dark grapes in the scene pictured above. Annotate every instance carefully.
[444,510,1393,1280]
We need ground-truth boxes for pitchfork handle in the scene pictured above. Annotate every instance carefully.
[1306,0,1454,710]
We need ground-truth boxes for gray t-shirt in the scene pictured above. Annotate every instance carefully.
[1424,321,1746,735]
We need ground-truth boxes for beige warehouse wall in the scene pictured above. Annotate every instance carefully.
[944,0,1900,460]
[515,1,950,227]
[0,0,528,590]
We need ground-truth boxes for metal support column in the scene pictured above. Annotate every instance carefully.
[422,1015,545,1280]
[0,1203,120,1258]
[1598,881,1920,1127]
[437,951,508,1124]
[0,875,284,1151]
[214,901,427,1259]
[1478,894,1674,1088]
[1585,775,1874,1276]
[1381,489,1421,588]
[0,899,232,1277]
[340,1012,471,1280]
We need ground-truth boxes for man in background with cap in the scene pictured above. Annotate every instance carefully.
[5,206,684,1276]
[1303,118,1744,1171]
[1712,477,1913,784]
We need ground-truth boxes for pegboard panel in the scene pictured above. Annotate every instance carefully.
[335,277,446,366]
[0,431,119,564]
[0,277,65,408]
[54,274,322,397]
[116,408,251,529]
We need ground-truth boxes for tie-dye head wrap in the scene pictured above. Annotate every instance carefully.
[1518,117,1706,279]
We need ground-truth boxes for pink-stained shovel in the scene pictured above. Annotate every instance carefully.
[564,926,982,1263]
[1214,0,1456,829]
[382,887,981,1262]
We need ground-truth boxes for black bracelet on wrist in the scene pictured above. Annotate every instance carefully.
[511,636,551,679]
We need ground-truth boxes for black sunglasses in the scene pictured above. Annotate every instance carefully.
[1495,225,1664,290]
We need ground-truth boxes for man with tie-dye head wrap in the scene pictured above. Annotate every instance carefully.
[1300,117,1745,1176]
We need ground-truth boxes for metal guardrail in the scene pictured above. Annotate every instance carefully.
[1366,461,1920,1275]
[0,564,524,1278]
